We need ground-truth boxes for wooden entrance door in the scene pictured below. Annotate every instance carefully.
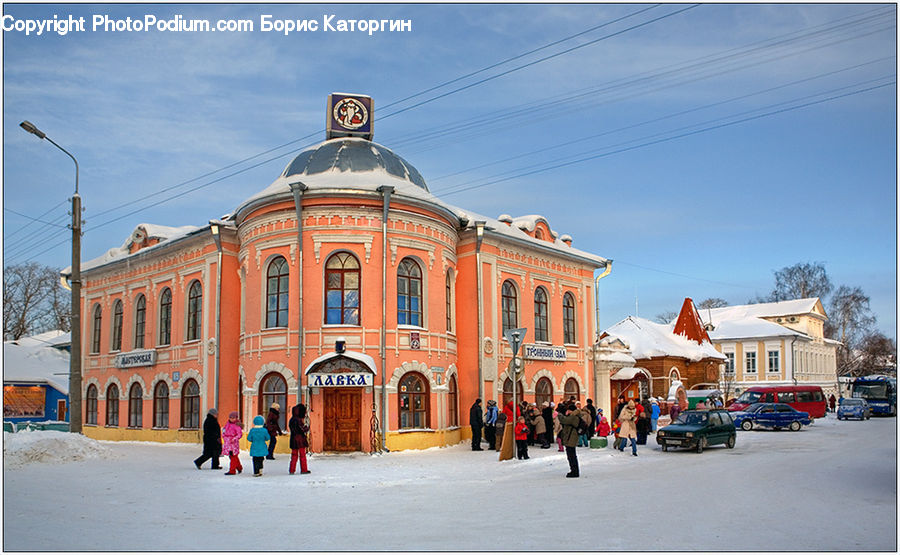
[323,388,361,451]
[58,400,67,421]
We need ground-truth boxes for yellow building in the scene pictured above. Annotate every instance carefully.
[701,298,840,398]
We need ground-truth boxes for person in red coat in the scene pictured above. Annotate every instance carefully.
[288,403,310,475]
[502,401,520,422]
[514,416,530,460]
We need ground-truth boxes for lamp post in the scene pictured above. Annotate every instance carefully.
[474,221,485,401]
[20,120,82,433]
[209,221,223,412]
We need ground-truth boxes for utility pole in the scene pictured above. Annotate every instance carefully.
[20,120,82,433]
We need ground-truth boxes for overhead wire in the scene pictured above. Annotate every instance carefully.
[428,55,894,188]
[435,80,895,198]
[392,7,894,157]
[45,5,699,237]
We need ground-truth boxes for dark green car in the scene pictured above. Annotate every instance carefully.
[656,409,736,453]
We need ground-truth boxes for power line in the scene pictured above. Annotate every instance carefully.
[394,8,893,159]
[437,80,894,197]
[5,198,68,239]
[378,4,664,112]
[4,207,68,228]
[379,5,701,121]
[429,55,894,189]
[80,7,674,228]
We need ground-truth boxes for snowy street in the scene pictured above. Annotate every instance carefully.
[3,415,896,551]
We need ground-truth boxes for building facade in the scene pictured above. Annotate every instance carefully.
[71,94,609,452]
[597,299,727,408]
[702,298,841,398]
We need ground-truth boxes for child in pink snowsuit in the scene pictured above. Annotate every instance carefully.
[222,411,244,475]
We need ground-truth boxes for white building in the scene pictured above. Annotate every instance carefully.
[701,298,840,398]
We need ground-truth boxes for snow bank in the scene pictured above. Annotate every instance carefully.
[3,430,117,467]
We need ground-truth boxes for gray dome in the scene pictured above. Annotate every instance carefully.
[282,138,428,191]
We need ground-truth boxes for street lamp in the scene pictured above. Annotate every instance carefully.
[20,120,82,433]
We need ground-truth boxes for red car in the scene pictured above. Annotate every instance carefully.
[727,385,826,419]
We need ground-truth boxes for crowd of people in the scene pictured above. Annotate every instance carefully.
[468,394,693,477]
[193,403,310,477]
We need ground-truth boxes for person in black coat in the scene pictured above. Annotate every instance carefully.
[541,402,553,449]
[470,398,484,450]
[193,408,222,469]
[265,403,282,460]
[585,399,598,439]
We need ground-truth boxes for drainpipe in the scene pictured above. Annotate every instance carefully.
[377,186,394,452]
[474,221,486,401]
[209,222,224,410]
[592,261,612,401]
[289,182,308,406]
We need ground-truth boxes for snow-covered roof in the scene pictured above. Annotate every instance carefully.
[238,137,609,268]
[706,318,809,341]
[3,334,70,394]
[13,330,70,349]
[699,299,822,341]
[603,316,726,362]
[66,222,202,274]
[303,350,378,375]
[610,367,651,380]
[703,298,824,321]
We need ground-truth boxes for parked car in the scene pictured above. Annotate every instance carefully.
[728,385,826,418]
[837,398,871,421]
[656,409,736,453]
[730,403,811,431]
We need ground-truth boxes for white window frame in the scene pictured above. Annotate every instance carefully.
[723,351,735,375]
[766,346,781,375]
[745,351,757,374]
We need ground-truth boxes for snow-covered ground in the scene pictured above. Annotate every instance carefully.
[3,414,896,551]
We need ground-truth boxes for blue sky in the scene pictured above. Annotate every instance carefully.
[3,3,896,338]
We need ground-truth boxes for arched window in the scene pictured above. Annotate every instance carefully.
[111,300,124,352]
[186,280,202,341]
[153,381,169,429]
[501,280,518,333]
[563,292,576,345]
[325,252,360,325]
[502,378,525,408]
[134,294,146,349]
[106,384,119,427]
[91,304,102,354]
[181,379,200,429]
[399,373,429,429]
[266,256,290,328]
[535,228,545,240]
[158,288,172,346]
[259,373,287,431]
[397,258,423,327]
[128,383,143,428]
[85,384,98,425]
[445,272,453,332]
[535,377,554,407]
[448,375,458,427]
[534,287,549,342]
[564,377,580,401]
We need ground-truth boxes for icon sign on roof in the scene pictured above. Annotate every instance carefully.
[327,93,374,140]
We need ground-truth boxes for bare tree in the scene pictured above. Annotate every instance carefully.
[697,297,728,309]
[769,261,833,301]
[655,310,678,324]
[855,332,897,375]
[826,285,877,376]
[3,263,68,340]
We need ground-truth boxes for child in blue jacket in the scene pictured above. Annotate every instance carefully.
[247,415,271,476]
